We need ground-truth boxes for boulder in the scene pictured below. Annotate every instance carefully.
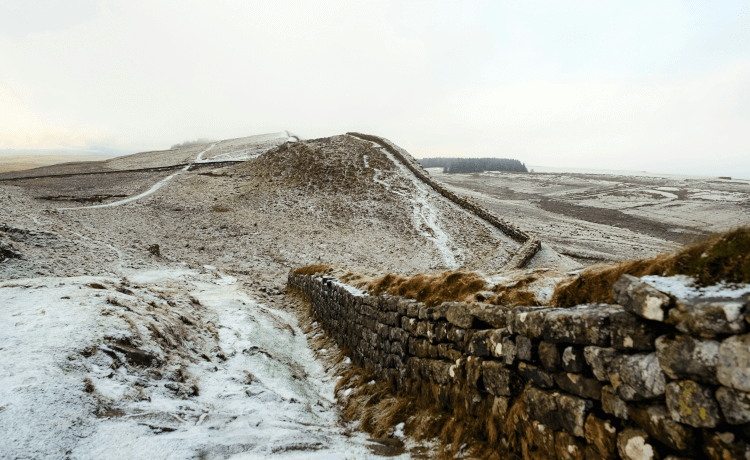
[717,333,750,392]
[655,335,720,385]
[669,297,747,336]
[613,274,672,322]
[715,386,750,425]
[665,380,723,428]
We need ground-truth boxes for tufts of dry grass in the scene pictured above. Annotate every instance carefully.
[291,264,333,276]
[552,226,750,307]
[366,271,487,307]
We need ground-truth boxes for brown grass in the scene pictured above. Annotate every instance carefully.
[291,264,333,276]
[367,271,487,307]
[552,226,750,307]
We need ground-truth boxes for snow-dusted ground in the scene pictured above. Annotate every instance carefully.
[0,268,406,459]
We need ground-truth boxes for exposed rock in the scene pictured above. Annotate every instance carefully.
[555,430,586,460]
[585,414,617,460]
[669,297,747,336]
[611,309,664,351]
[470,304,508,328]
[539,341,562,373]
[715,386,750,425]
[557,393,594,437]
[488,328,510,359]
[543,304,621,346]
[554,372,602,400]
[629,405,695,453]
[562,346,585,373]
[502,335,517,365]
[703,431,750,460]
[655,335,720,385]
[617,428,660,460]
[482,361,523,397]
[467,329,492,357]
[518,362,555,389]
[609,353,667,401]
[510,306,555,338]
[445,302,475,328]
[523,386,562,431]
[516,335,537,361]
[601,385,629,420]
[613,274,672,322]
[665,380,723,428]
[584,346,622,382]
[717,333,750,392]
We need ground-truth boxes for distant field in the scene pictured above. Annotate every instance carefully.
[0,154,115,173]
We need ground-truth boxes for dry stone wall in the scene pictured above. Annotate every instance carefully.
[289,271,750,459]
[347,132,541,268]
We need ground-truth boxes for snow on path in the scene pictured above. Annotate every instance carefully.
[0,269,400,459]
[57,143,216,211]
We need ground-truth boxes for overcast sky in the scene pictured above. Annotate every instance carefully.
[1,1,749,177]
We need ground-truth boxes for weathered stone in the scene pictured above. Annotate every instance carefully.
[601,385,629,420]
[555,430,586,460]
[543,304,621,346]
[483,361,523,396]
[613,274,672,322]
[669,297,747,336]
[467,329,492,357]
[492,395,509,420]
[446,325,469,348]
[717,333,750,392]
[448,358,465,381]
[562,346,586,373]
[406,301,421,318]
[715,386,750,424]
[446,302,475,328]
[539,341,562,372]
[665,380,723,428]
[517,335,537,361]
[426,359,452,385]
[502,336,517,365]
[617,428,660,460]
[557,393,594,437]
[511,306,556,338]
[629,405,695,453]
[704,431,750,460]
[584,347,622,382]
[523,386,562,431]
[523,420,557,456]
[609,353,667,401]
[518,362,555,388]
[470,304,508,328]
[466,356,483,388]
[488,328,510,359]
[611,310,664,351]
[419,302,450,321]
[437,343,463,361]
[585,414,617,460]
[655,335,720,385]
[554,373,602,400]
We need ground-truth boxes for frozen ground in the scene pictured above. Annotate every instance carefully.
[0,267,413,459]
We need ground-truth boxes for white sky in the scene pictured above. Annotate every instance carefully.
[1,1,749,177]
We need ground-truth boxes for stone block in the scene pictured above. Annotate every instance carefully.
[717,333,750,392]
[407,302,421,318]
[609,353,667,401]
[715,386,750,425]
[502,335,517,365]
[426,359,452,385]
[557,393,594,438]
[483,360,523,397]
[467,329,492,357]
[419,302,450,321]
[611,309,664,351]
[704,431,750,460]
[518,362,555,389]
[437,343,463,362]
[554,373,602,400]
[446,302,475,328]
[517,335,537,361]
[471,304,509,328]
[526,420,557,457]
[446,325,469,348]
[466,356,484,389]
[539,341,562,372]
[655,335,720,385]
[555,430,586,460]
[488,328,510,359]
[669,297,747,336]
[585,414,617,460]
[523,386,562,431]
[492,395,510,420]
[584,347,622,382]
[562,346,586,373]
[543,304,621,346]
[613,274,672,322]
[665,380,723,428]
[601,385,629,420]
[617,428,659,460]
[629,405,695,453]
[397,298,416,316]
[511,306,556,338]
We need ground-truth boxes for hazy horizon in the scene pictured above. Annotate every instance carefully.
[2,1,749,178]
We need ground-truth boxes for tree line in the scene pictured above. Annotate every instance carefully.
[419,157,528,174]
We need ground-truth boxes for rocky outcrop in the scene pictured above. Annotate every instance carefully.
[289,270,750,459]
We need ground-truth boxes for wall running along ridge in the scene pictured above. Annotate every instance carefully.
[347,132,541,269]
[289,271,750,459]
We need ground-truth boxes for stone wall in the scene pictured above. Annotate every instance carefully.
[347,132,541,268]
[288,271,750,459]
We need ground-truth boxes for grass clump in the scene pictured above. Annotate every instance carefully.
[553,226,750,307]
[291,264,333,276]
[367,271,486,307]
